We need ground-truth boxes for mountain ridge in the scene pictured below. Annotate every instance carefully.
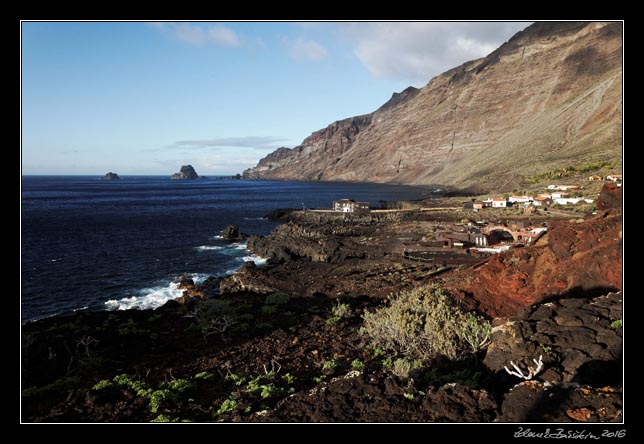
[244,21,622,192]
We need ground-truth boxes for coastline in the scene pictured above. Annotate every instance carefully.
[21,190,623,422]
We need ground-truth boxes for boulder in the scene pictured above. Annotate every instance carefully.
[171,165,199,180]
[103,172,120,180]
[499,382,622,422]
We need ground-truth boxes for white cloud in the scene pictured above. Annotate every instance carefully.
[285,38,328,61]
[340,22,531,86]
[170,136,290,150]
[153,22,240,47]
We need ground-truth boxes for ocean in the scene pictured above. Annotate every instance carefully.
[21,176,432,322]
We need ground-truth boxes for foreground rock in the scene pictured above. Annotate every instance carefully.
[484,292,622,385]
[171,165,200,180]
[499,382,622,422]
[256,378,497,422]
[102,172,120,180]
[21,287,622,422]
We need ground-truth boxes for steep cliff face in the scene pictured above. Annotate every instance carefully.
[244,22,622,191]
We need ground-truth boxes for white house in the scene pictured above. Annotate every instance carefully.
[606,174,622,182]
[532,196,553,206]
[550,192,569,199]
[491,197,507,208]
[333,199,370,214]
[547,185,580,191]
[554,198,582,205]
[508,195,532,203]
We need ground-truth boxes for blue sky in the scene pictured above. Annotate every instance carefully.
[22,21,530,175]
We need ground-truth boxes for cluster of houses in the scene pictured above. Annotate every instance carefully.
[406,220,549,259]
[465,185,597,211]
[588,174,622,183]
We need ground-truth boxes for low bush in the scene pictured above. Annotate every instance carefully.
[361,285,491,360]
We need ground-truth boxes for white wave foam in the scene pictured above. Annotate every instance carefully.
[212,235,223,239]
[190,273,209,285]
[194,245,224,251]
[241,254,268,267]
[105,282,183,311]
[243,217,267,221]
[104,272,210,311]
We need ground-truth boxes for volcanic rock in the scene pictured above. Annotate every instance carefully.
[499,382,622,422]
[446,210,622,317]
[221,224,249,240]
[483,292,622,385]
[596,181,622,210]
[102,172,120,180]
[171,165,199,180]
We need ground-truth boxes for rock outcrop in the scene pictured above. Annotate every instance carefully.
[171,165,199,180]
[244,22,622,192]
[102,172,120,180]
[597,181,622,210]
[221,224,249,240]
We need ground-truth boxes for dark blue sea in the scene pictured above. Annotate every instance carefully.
[21,176,432,322]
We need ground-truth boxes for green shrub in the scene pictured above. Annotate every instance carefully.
[260,305,277,315]
[611,319,622,329]
[351,359,365,370]
[22,376,82,399]
[326,316,341,326]
[149,390,170,413]
[281,373,295,385]
[331,301,352,318]
[361,285,488,360]
[92,379,113,391]
[391,358,422,379]
[322,359,337,371]
[214,397,238,416]
[372,346,386,357]
[194,371,215,381]
[264,292,290,305]
[459,313,492,353]
[150,414,179,422]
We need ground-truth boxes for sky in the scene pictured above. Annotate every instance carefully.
[21,21,530,175]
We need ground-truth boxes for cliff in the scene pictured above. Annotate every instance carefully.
[244,22,622,191]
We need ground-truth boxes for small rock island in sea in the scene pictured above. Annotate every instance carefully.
[103,172,121,180]
[171,165,201,180]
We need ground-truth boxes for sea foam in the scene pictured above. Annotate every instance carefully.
[194,245,224,251]
[104,273,209,311]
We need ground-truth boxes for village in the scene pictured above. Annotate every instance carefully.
[320,173,622,269]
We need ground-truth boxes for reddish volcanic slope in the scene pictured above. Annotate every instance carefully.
[447,210,622,317]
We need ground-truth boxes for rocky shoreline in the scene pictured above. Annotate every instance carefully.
[21,190,622,423]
